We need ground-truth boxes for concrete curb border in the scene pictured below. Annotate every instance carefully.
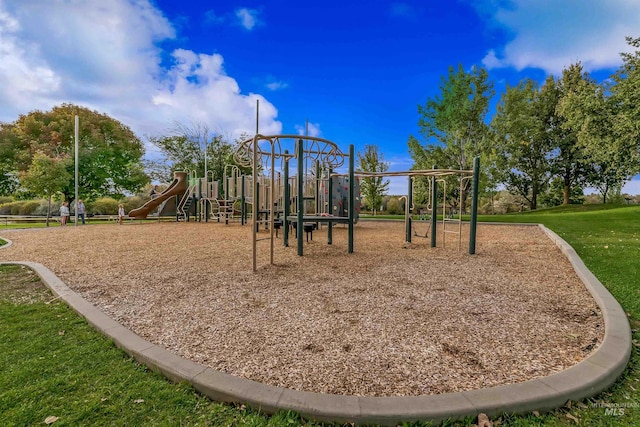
[0,224,631,425]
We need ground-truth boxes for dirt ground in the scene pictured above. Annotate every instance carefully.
[0,220,603,397]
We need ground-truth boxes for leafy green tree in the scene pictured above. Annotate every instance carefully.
[357,144,389,215]
[385,196,404,215]
[19,152,71,226]
[146,122,246,191]
[408,64,494,211]
[611,36,640,171]
[0,123,27,195]
[4,104,148,202]
[491,78,553,210]
[560,79,632,203]
[549,65,592,205]
[558,57,638,203]
[539,177,585,207]
[0,162,19,196]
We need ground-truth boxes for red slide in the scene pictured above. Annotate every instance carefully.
[128,171,188,219]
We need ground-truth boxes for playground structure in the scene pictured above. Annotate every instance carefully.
[233,134,361,271]
[174,168,241,223]
[128,171,188,219]
[130,162,359,227]
[233,134,480,271]
[128,139,361,241]
[128,133,480,272]
[351,157,481,251]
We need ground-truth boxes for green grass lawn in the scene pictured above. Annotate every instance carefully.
[0,266,311,427]
[0,222,60,229]
[1,205,639,426]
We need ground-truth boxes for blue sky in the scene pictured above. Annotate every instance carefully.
[1,0,639,194]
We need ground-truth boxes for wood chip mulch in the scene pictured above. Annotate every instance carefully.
[0,221,603,397]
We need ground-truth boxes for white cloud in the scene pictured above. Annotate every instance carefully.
[295,122,322,137]
[0,7,61,105]
[266,80,288,91]
[481,49,503,69]
[152,49,281,137]
[0,0,281,148]
[235,8,260,31]
[474,0,640,74]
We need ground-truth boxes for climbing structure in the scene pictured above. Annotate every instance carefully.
[234,134,358,271]
[351,157,481,254]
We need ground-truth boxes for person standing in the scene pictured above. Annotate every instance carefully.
[59,201,70,226]
[77,199,86,225]
[118,203,125,225]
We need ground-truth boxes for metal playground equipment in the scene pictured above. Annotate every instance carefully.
[234,132,481,271]
[352,157,481,253]
[234,134,359,271]
[174,167,245,223]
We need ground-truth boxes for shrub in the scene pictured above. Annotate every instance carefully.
[90,197,119,215]
[481,191,527,214]
[18,201,41,215]
[0,201,26,215]
[0,202,15,215]
[0,196,13,205]
[32,199,60,216]
[122,195,147,213]
[386,197,405,215]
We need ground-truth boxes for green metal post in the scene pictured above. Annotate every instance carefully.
[241,175,246,225]
[430,165,438,248]
[198,178,202,222]
[348,144,354,254]
[469,156,480,255]
[297,139,304,256]
[315,160,320,215]
[406,176,412,242]
[283,150,290,247]
[327,168,333,245]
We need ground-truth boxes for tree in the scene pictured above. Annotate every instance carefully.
[19,152,71,226]
[558,54,639,203]
[559,79,633,203]
[357,144,389,214]
[408,64,494,211]
[3,104,148,202]
[549,64,592,205]
[0,123,27,195]
[539,177,585,207]
[146,122,245,191]
[491,78,553,210]
[612,37,640,171]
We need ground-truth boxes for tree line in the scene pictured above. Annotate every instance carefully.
[0,104,246,220]
[407,36,640,210]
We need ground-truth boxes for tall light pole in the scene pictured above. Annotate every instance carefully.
[74,115,79,226]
